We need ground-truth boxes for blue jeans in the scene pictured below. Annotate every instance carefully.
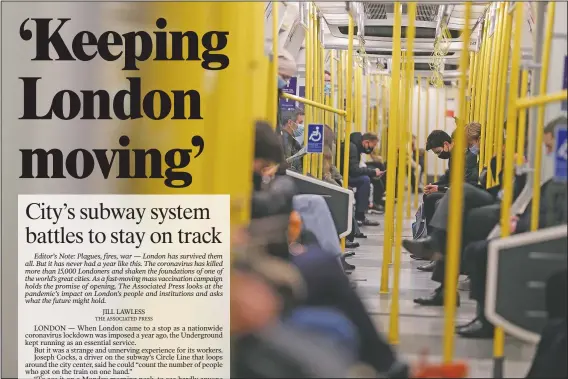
[348,175,370,219]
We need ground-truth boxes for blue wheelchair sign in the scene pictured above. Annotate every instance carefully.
[554,125,567,182]
[306,124,324,153]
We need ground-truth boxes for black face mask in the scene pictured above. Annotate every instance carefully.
[362,144,374,154]
[438,151,451,160]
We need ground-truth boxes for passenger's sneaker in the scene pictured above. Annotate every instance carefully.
[361,218,380,227]
[458,277,471,291]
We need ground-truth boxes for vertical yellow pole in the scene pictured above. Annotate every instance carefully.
[478,24,491,174]
[380,2,403,293]
[341,12,354,196]
[303,2,312,175]
[485,3,504,187]
[530,2,556,232]
[467,52,477,122]
[312,14,320,176]
[356,66,362,132]
[434,87,440,181]
[317,28,324,179]
[330,49,337,158]
[390,6,415,344]
[381,76,388,156]
[270,1,279,129]
[495,3,514,184]
[494,5,523,377]
[423,81,430,187]
[414,77,421,208]
[406,74,413,218]
[442,1,471,363]
[366,72,371,132]
[336,51,344,166]
[516,70,530,165]
[375,76,380,134]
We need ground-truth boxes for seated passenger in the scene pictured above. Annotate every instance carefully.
[362,145,386,213]
[339,132,383,226]
[459,179,566,338]
[458,115,567,337]
[417,128,480,244]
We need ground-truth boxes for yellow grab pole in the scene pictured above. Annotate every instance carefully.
[312,14,320,176]
[517,90,568,109]
[356,66,362,132]
[485,3,504,187]
[341,13,354,192]
[434,87,440,181]
[360,67,364,133]
[477,23,491,174]
[270,1,279,129]
[375,76,380,134]
[303,2,313,175]
[365,73,372,132]
[390,8,415,342]
[357,65,361,132]
[495,3,514,184]
[442,1,471,363]
[530,2,556,232]
[414,77,421,209]
[423,80,429,188]
[381,76,388,156]
[406,73,414,218]
[467,52,477,122]
[336,51,344,166]
[282,93,345,115]
[380,2,403,293]
[494,4,523,377]
[317,37,324,179]
[516,70,529,166]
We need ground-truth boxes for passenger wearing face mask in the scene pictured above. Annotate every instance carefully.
[423,129,479,195]
[281,110,305,173]
[339,132,384,226]
[404,118,566,308]
[324,70,332,97]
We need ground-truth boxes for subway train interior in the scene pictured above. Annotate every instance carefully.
[230,1,568,378]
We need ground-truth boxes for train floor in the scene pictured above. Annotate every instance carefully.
[348,206,536,378]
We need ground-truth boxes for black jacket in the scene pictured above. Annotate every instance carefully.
[339,132,378,179]
[433,149,479,192]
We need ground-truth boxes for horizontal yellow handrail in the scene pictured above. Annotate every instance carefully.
[282,92,347,116]
[516,90,568,109]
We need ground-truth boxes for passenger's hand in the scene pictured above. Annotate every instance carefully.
[375,168,383,177]
[262,165,279,178]
[509,215,520,234]
[424,184,438,194]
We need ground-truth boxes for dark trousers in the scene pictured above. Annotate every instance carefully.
[366,162,386,205]
[422,192,445,230]
[430,183,496,232]
[292,245,399,374]
[348,175,370,219]
[463,239,491,301]
[432,204,501,288]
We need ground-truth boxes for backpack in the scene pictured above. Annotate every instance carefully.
[412,202,428,239]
